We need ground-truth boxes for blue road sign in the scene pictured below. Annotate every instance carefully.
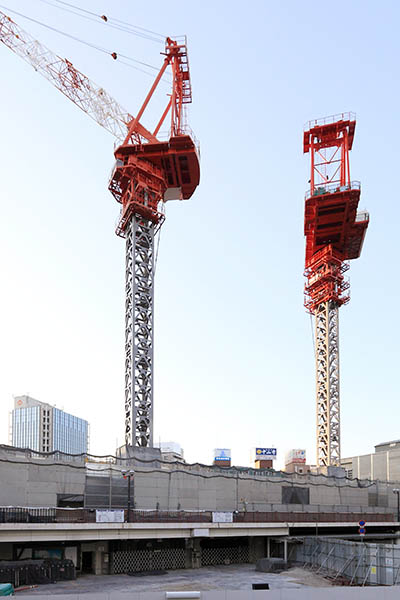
[359,520,366,527]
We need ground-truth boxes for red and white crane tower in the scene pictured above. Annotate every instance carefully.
[303,113,369,467]
[0,11,200,448]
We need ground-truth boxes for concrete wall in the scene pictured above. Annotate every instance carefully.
[93,465,398,513]
[0,447,85,507]
[0,443,398,512]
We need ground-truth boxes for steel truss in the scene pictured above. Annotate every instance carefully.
[315,300,340,466]
[124,215,154,447]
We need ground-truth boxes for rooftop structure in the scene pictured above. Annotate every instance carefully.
[154,441,184,462]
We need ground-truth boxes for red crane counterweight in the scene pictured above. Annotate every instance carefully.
[109,135,200,236]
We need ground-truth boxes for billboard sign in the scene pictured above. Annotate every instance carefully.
[213,448,231,461]
[285,449,306,464]
[255,447,277,460]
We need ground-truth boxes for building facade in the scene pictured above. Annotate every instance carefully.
[154,441,184,462]
[341,440,400,482]
[11,395,88,454]
[284,449,311,475]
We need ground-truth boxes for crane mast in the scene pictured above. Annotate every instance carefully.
[303,113,369,467]
[109,39,199,447]
[0,11,200,449]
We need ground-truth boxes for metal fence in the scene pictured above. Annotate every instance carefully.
[0,506,395,524]
[295,537,400,586]
[0,559,75,587]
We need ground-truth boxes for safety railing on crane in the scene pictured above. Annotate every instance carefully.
[112,126,200,159]
[355,210,370,223]
[304,111,357,130]
[305,180,361,200]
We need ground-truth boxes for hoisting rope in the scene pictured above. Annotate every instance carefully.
[46,0,166,43]
[0,3,171,81]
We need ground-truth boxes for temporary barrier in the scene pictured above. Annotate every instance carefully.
[0,559,75,588]
[295,537,400,586]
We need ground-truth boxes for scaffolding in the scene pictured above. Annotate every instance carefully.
[296,537,400,586]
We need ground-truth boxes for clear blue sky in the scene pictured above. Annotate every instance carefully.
[0,0,398,469]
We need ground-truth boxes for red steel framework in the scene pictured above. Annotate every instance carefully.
[303,113,369,467]
[109,37,200,236]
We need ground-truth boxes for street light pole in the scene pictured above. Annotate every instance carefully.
[393,489,400,523]
[123,470,135,523]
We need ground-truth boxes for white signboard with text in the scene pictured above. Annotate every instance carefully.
[96,509,124,523]
[212,511,233,523]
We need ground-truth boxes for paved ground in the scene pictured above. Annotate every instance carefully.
[18,565,331,595]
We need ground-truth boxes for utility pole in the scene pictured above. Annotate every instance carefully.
[393,489,400,523]
[123,470,135,522]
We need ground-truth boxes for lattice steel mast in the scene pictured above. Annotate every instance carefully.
[303,113,369,467]
[124,218,155,446]
[0,12,200,448]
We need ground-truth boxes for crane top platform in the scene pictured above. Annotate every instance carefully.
[303,112,369,312]
[304,183,369,266]
[303,112,356,153]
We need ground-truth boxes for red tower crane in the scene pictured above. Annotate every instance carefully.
[303,113,369,468]
[0,11,200,448]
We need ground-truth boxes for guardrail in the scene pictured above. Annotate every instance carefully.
[304,180,361,200]
[0,507,395,525]
[304,112,356,131]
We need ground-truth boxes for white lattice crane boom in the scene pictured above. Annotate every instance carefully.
[0,11,158,143]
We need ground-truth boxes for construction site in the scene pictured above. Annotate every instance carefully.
[0,0,398,598]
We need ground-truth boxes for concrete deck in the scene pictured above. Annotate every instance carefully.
[0,522,289,543]
[15,566,400,599]
[1,519,396,544]
[17,564,327,595]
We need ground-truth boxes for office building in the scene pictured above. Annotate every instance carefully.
[11,395,88,454]
[341,440,400,482]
